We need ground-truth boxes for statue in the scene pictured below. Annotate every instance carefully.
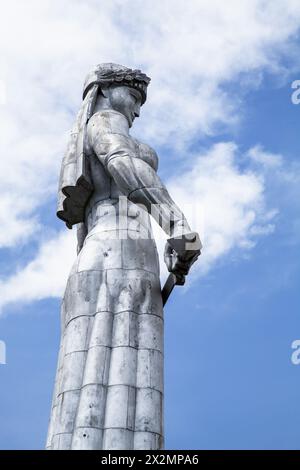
[46,63,201,450]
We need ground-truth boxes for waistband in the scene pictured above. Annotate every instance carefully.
[86,197,152,234]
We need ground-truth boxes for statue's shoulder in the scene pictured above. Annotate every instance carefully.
[88,109,129,136]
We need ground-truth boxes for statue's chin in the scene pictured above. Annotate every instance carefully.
[126,115,133,128]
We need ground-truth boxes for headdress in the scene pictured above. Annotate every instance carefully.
[83,63,150,104]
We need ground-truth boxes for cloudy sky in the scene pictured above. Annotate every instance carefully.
[1,0,300,449]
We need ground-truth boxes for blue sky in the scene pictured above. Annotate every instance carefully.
[1,0,300,450]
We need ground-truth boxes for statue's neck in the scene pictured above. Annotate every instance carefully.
[92,94,129,129]
[93,94,113,113]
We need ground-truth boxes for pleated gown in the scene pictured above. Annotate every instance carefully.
[46,200,164,450]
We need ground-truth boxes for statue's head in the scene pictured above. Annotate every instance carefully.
[83,63,151,127]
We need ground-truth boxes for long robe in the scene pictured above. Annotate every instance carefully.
[46,110,165,450]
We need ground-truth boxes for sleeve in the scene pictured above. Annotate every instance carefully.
[87,110,191,237]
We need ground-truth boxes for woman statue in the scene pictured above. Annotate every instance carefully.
[46,63,200,450]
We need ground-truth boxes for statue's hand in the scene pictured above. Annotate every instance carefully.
[164,231,201,279]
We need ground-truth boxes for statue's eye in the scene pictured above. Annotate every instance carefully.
[130,93,138,103]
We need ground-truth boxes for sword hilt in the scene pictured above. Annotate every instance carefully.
[161,232,201,306]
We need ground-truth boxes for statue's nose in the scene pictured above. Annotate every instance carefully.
[134,104,140,118]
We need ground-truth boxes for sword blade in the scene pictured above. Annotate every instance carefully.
[161,273,185,306]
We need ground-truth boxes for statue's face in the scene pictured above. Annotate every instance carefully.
[106,85,142,127]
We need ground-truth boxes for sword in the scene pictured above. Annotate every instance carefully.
[161,231,201,306]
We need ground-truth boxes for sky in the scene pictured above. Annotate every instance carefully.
[0,0,300,450]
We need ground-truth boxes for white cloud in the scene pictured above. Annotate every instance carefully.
[0,230,77,311]
[247,145,283,168]
[154,142,274,282]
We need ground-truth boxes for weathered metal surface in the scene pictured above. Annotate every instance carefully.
[47,63,200,451]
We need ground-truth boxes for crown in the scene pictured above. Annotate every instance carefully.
[83,63,151,104]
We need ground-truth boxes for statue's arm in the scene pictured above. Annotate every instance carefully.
[87,111,191,238]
